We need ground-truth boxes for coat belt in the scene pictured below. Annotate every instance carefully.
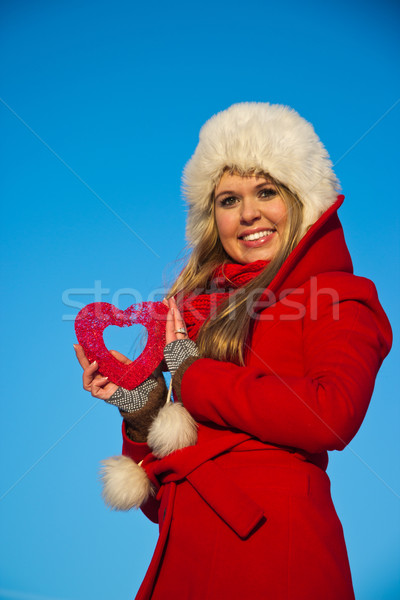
[142,433,266,539]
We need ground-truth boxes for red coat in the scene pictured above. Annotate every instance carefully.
[122,196,392,600]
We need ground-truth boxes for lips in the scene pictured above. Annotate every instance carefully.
[238,227,276,247]
[240,228,275,241]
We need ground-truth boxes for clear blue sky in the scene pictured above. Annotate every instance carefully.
[1,1,399,598]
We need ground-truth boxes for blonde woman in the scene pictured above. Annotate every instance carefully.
[75,103,392,600]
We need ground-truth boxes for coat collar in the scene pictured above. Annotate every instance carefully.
[263,195,351,300]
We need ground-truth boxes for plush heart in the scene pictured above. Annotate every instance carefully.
[75,301,168,390]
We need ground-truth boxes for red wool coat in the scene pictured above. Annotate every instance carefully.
[122,197,392,600]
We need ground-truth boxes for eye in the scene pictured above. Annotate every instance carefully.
[259,187,278,199]
[218,195,239,207]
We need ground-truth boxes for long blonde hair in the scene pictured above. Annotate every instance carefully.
[168,171,304,365]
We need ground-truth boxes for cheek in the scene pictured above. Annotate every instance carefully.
[269,202,287,230]
[215,211,236,242]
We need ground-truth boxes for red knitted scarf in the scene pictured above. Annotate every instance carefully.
[180,260,268,341]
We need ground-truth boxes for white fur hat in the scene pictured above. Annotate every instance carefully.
[183,102,340,244]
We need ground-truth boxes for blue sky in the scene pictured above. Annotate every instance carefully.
[1,1,399,598]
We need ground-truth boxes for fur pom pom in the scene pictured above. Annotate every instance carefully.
[100,455,152,510]
[147,402,198,458]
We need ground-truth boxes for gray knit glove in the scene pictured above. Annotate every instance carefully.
[163,339,199,377]
[109,374,168,443]
[108,377,158,413]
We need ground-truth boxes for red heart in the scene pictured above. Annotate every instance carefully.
[75,302,168,390]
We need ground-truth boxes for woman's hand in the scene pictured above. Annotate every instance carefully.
[163,297,199,378]
[73,344,132,401]
[164,297,189,344]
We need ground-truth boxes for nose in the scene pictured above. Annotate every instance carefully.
[240,197,261,224]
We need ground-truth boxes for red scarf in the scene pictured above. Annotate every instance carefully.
[179,260,268,341]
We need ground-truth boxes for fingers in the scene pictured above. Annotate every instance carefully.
[173,301,187,338]
[165,297,188,344]
[91,375,109,394]
[82,360,99,391]
[110,349,133,365]
[166,300,176,345]
[170,297,187,338]
[91,378,117,401]
[73,344,90,369]
[75,343,100,393]
[82,361,117,400]
[75,345,118,400]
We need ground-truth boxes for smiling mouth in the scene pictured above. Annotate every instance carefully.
[239,229,275,241]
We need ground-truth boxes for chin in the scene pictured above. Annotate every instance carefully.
[238,252,273,264]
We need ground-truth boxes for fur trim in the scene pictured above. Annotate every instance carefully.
[100,455,152,510]
[183,102,340,244]
[147,402,198,458]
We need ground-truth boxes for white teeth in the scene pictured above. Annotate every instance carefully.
[241,230,274,241]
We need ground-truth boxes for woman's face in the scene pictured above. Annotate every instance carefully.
[214,172,288,264]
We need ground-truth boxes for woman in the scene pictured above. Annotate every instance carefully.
[74,102,392,599]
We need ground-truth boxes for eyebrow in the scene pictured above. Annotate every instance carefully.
[215,180,274,201]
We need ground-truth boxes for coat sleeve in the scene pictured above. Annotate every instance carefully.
[179,278,392,454]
